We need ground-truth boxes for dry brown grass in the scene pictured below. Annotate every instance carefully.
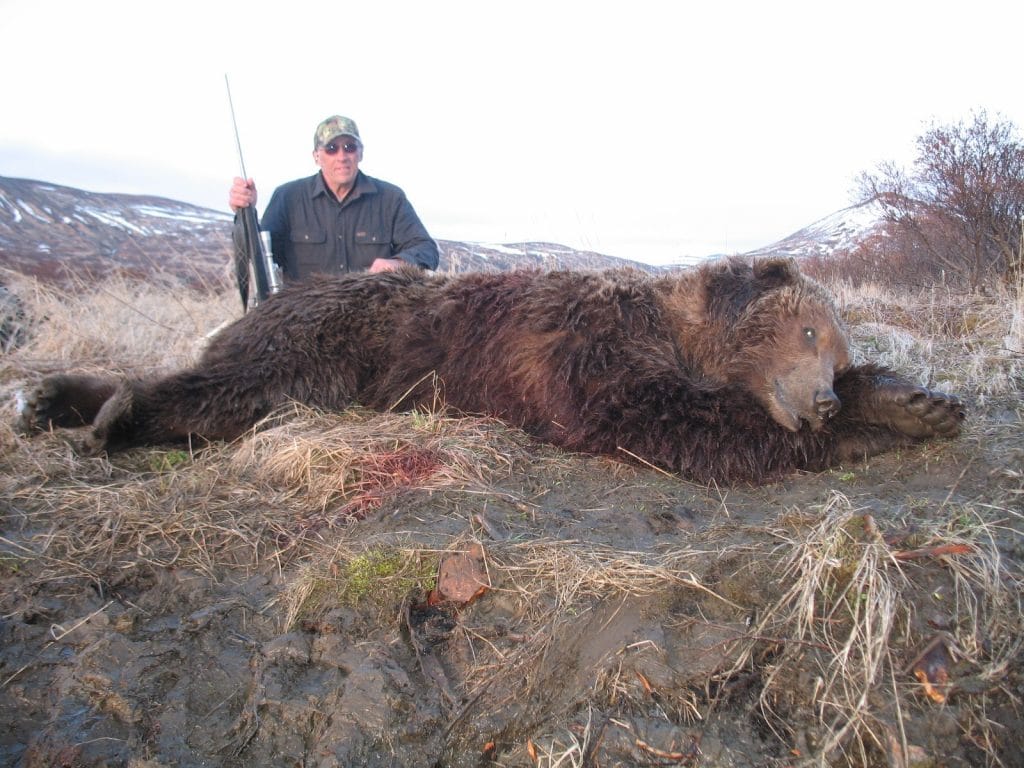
[0,408,542,586]
[833,279,1023,397]
[0,269,236,379]
[721,493,1023,767]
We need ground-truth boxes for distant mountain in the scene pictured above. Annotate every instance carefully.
[435,239,661,274]
[742,198,889,261]
[0,176,661,287]
[0,176,235,286]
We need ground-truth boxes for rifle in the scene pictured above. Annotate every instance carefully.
[225,74,278,310]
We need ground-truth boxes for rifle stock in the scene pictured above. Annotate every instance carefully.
[238,204,272,306]
[225,75,274,310]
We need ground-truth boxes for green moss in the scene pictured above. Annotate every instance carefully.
[148,449,191,472]
[299,548,438,621]
[344,550,412,600]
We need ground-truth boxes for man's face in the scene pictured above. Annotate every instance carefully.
[314,135,362,191]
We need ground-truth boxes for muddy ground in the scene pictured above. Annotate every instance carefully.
[0,280,1021,767]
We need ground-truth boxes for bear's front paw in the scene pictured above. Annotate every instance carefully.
[878,383,965,439]
[14,376,76,433]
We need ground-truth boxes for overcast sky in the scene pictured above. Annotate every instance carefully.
[2,0,1022,265]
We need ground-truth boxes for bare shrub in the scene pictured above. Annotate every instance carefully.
[856,110,1024,289]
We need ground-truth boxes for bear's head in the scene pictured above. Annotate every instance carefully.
[704,257,852,432]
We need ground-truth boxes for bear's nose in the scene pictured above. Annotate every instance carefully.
[815,389,841,419]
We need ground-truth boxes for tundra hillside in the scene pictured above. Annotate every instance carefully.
[0,265,1020,768]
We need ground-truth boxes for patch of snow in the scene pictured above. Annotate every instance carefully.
[474,243,527,256]
[79,207,151,236]
[16,199,50,223]
[133,205,231,224]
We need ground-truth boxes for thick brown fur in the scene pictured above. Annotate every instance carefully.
[16,258,965,485]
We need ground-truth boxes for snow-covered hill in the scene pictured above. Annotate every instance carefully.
[743,198,888,260]
[0,176,234,286]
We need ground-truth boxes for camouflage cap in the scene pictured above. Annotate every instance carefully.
[314,116,361,148]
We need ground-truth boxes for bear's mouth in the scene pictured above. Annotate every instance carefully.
[801,413,828,431]
[769,380,829,433]
[766,388,802,432]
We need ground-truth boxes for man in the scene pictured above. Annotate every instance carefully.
[228,115,438,282]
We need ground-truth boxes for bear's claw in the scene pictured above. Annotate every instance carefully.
[12,379,62,434]
[12,388,34,434]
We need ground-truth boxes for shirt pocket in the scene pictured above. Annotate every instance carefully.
[352,228,390,270]
[289,227,330,275]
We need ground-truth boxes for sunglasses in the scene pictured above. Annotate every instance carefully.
[321,140,361,155]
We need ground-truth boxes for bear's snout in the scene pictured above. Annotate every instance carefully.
[815,389,841,420]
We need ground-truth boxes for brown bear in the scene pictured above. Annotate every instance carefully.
[16,257,964,485]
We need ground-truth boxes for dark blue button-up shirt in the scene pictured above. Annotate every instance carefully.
[239,171,438,281]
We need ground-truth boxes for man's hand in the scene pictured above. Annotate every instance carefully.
[229,177,258,213]
[369,258,405,273]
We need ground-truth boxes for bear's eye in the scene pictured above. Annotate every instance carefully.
[803,327,816,341]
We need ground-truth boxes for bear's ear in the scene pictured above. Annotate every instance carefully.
[752,257,800,289]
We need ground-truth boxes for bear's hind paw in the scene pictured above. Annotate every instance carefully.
[14,376,82,434]
[14,374,121,436]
